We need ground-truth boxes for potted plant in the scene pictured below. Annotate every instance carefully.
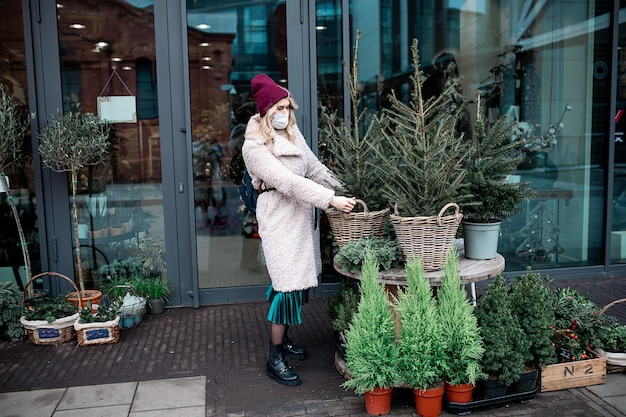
[319,30,390,247]
[74,295,121,346]
[0,281,25,341]
[38,110,110,307]
[0,84,35,295]
[20,272,81,346]
[461,93,535,259]
[508,267,556,393]
[394,256,448,417]
[475,275,530,398]
[437,252,486,403]
[135,276,173,315]
[324,278,360,358]
[97,258,147,328]
[371,39,470,271]
[341,248,400,416]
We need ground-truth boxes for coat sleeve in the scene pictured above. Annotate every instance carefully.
[243,133,335,210]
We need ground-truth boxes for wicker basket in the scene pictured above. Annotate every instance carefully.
[20,272,81,346]
[74,315,121,346]
[390,202,463,271]
[593,298,626,373]
[326,199,390,249]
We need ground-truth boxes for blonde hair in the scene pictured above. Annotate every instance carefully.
[259,96,298,147]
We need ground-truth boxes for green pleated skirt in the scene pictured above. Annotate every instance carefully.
[265,284,309,325]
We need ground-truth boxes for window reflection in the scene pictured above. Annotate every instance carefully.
[318,1,610,271]
[0,0,38,290]
[56,0,167,288]
[187,1,288,289]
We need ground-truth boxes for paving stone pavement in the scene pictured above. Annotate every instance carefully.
[0,275,625,416]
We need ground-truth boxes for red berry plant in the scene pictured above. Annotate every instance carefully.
[551,287,608,362]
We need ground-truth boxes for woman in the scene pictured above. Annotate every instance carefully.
[243,74,356,386]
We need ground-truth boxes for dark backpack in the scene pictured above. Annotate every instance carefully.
[239,168,258,214]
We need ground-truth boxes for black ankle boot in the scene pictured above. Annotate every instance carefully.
[283,337,306,360]
[266,343,301,386]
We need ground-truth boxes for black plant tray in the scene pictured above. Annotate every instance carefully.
[444,387,539,415]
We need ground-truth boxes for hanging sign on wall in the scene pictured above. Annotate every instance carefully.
[97,70,137,123]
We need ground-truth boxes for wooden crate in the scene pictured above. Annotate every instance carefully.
[540,357,606,392]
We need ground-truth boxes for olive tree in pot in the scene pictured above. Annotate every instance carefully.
[461,93,535,260]
[38,110,110,306]
[0,85,35,295]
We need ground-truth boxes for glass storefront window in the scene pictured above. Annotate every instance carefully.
[319,1,615,272]
[0,0,39,290]
[186,1,289,290]
[56,0,168,288]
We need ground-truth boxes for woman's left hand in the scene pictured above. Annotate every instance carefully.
[330,196,357,213]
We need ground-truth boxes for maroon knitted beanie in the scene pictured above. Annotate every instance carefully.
[251,74,290,117]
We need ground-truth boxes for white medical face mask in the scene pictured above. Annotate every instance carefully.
[271,113,289,130]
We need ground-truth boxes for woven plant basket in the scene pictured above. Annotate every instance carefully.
[593,298,626,373]
[74,315,121,346]
[20,272,81,346]
[326,199,390,249]
[390,202,463,271]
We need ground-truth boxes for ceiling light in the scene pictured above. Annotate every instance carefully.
[111,57,122,62]
[70,23,85,29]
[316,25,327,30]
[202,66,212,70]
[122,66,132,71]
[196,24,210,30]
[199,42,210,47]
[96,41,109,48]
[202,56,211,61]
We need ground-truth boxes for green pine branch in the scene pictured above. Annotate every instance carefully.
[371,39,472,216]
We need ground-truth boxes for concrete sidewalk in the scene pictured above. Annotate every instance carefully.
[1,275,625,416]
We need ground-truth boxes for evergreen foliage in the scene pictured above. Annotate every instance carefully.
[437,252,485,385]
[394,257,448,390]
[324,279,360,334]
[319,30,388,211]
[335,236,401,273]
[475,275,529,386]
[372,39,472,217]
[462,93,535,222]
[509,267,557,369]
[0,281,25,341]
[342,249,400,394]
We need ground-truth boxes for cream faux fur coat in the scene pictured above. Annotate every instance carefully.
[242,115,341,292]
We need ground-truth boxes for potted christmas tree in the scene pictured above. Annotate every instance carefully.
[320,30,390,248]
[437,252,485,403]
[475,275,530,398]
[508,267,556,393]
[38,110,110,307]
[342,248,400,415]
[371,39,470,271]
[461,92,535,259]
[394,256,448,417]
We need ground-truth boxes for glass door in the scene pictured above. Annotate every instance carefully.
[186,1,290,298]
[55,0,168,291]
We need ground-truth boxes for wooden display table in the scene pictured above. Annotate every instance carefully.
[333,252,505,305]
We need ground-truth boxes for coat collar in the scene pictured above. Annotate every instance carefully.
[246,116,303,157]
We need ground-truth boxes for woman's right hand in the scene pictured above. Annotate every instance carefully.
[330,196,356,213]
